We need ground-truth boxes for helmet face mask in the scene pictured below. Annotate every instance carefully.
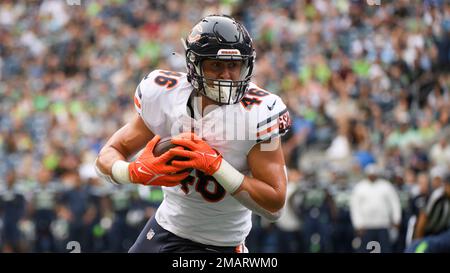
[185,15,255,105]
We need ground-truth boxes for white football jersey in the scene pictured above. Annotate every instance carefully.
[133,69,290,246]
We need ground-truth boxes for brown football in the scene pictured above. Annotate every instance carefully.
[153,137,192,172]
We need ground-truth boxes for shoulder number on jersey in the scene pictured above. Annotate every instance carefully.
[240,87,270,110]
[153,70,182,90]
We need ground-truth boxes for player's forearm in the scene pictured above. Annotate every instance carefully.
[234,192,283,222]
[234,176,285,213]
[95,145,132,185]
[210,157,285,221]
[96,145,127,175]
[96,116,154,175]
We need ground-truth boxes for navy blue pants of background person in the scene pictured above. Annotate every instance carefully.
[405,229,450,253]
[358,228,392,253]
[302,212,334,253]
[128,216,243,253]
[33,209,56,252]
[1,222,22,251]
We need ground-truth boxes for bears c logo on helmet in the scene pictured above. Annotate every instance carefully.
[187,24,202,43]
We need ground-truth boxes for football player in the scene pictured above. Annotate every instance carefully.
[95,15,291,253]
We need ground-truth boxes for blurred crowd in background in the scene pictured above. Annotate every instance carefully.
[0,0,449,253]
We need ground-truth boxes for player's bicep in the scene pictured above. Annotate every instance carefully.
[247,137,287,194]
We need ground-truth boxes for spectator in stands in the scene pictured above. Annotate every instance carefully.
[406,173,450,252]
[412,173,450,240]
[30,168,60,252]
[0,169,26,252]
[350,164,402,253]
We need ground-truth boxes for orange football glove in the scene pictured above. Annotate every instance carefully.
[128,135,190,186]
[169,132,222,176]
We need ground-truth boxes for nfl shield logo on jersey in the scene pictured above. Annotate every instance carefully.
[147,229,155,240]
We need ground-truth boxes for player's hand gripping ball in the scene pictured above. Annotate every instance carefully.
[153,137,193,173]
[128,135,192,186]
[169,132,223,176]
